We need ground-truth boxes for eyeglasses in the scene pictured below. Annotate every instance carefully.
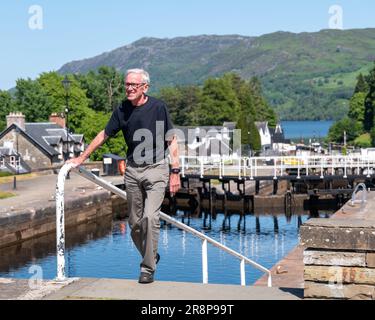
[125,82,146,89]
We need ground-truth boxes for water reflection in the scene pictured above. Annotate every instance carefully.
[0,216,113,275]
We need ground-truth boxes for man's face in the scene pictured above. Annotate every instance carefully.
[125,73,148,101]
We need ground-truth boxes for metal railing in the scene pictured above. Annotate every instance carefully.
[55,164,272,287]
[179,155,375,179]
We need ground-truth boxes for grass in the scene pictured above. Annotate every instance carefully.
[0,172,12,177]
[0,173,36,184]
[0,191,15,199]
[310,62,374,91]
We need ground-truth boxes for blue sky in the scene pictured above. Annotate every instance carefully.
[1,0,375,90]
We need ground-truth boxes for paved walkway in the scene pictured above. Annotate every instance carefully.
[46,278,301,300]
[254,246,305,292]
[0,169,123,212]
[0,278,300,300]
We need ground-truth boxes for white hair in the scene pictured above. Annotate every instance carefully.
[126,69,150,84]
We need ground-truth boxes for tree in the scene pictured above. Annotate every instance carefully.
[14,78,54,122]
[37,72,92,133]
[249,77,277,127]
[354,73,369,94]
[236,113,261,151]
[0,90,16,131]
[195,77,241,126]
[157,85,201,126]
[328,117,362,143]
[364,64,375,133]
[354,133,372,148]
[348,92,366,123]
[225,73,261,151]
[76,66,126,113]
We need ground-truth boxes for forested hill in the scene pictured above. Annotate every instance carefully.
[59,29,375,121]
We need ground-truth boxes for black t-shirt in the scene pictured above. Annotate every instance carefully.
[105,96,174,165]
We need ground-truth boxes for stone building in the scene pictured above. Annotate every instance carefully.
[0,112,85,173]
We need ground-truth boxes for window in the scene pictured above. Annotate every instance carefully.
[10,156,16,167]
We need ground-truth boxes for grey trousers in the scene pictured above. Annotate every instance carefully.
[125,161,169,275]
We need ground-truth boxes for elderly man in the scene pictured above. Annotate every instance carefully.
[68,69,180,284]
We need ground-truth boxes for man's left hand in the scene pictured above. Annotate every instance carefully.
[170,173,181,196]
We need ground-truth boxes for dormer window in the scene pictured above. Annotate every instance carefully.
[10,156,16,167]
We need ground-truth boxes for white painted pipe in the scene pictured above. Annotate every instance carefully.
[267,273,272,288]
[240,259,246,286]
[200,158,204,178]
[182,156,185,178]
[238,158,242,180]
[202,239,208,284]
[55,163,74,282]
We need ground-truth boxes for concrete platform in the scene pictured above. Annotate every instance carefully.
[0,278,302,300]
[255,246,305,290]
[0,278,300,300]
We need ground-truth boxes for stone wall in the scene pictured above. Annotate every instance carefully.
[0,190,124,249]
[300,192,375,300]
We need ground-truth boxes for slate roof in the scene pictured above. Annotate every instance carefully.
[71,134,84,143]
[24,123,64,156]
[255,122,268,133]
[0,147,17,157]
[43,136,62,146]
[270,124,290,144]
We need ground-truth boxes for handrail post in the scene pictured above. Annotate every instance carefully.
[55,163,74,282]
[240,259,246,286]
[182,156,185,178]
[267,272,272,288]
[274,158,277,180]
[219,157,223,179]
[222,158,225,177]
[238,157,242,180]
[200,157,204,178]
[202,239,208,284]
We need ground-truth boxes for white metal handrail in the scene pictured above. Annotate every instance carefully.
[180,155,375,179]
[55,164,272,287]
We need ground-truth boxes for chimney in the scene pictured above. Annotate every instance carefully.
[49,113,66,128]
[6,112,25,131]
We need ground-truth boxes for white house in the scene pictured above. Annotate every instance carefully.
[255,121,272,151]
[175,122,238,162]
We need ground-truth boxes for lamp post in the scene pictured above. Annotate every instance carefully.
[62,76,72,179]
[13,126,20,190]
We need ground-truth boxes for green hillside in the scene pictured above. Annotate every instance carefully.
[59,29,375,120]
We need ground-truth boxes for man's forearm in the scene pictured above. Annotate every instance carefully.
[80,130,108,161]
[168,136,180,168]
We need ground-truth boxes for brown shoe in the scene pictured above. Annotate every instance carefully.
[138,272,154,284]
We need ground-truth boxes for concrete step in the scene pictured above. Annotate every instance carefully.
[42,278,301,300]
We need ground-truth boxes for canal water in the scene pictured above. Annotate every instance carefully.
[0,210,331,285]
[281,121,334,139]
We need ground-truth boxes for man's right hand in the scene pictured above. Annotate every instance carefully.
[64,130,107,169]
[66,156,86,168]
